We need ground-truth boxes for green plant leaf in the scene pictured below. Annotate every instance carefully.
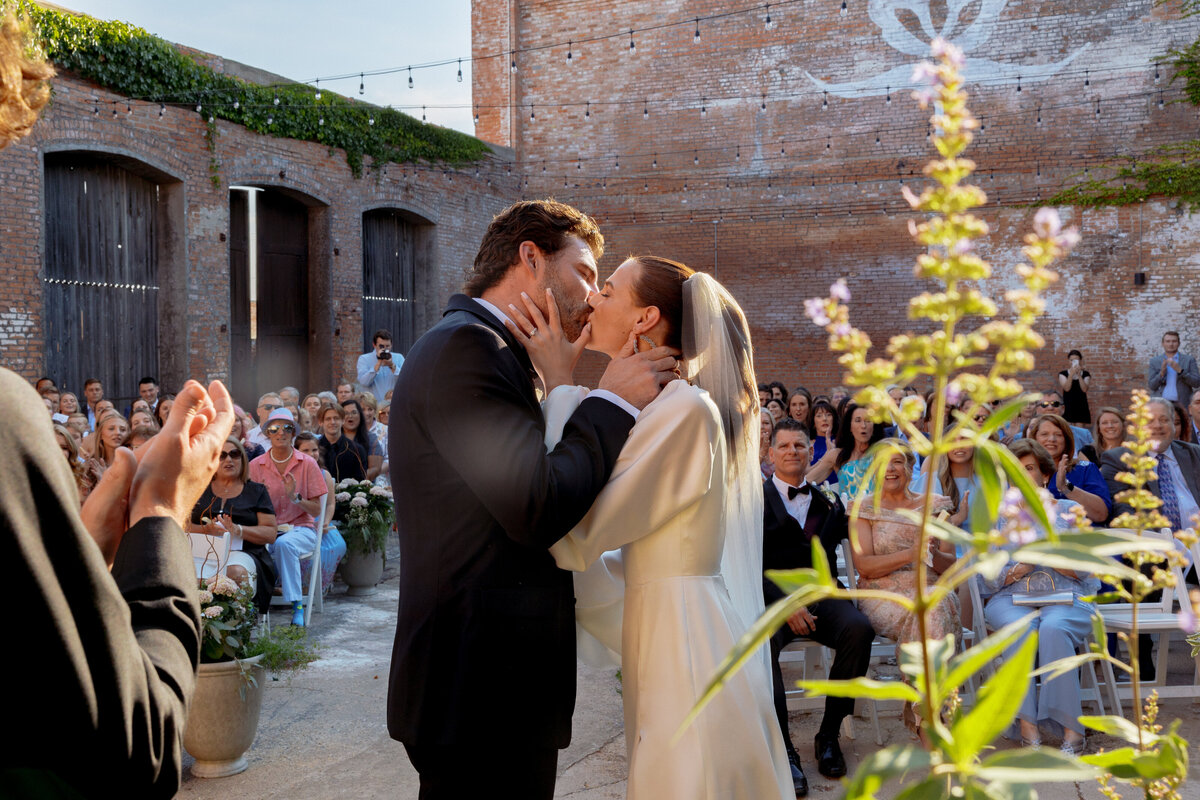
[977,397,1027,440]
[894,777,946,800]
[976,748,1101,782]
[895,509,973,547]
[1078,715,1161,746]
[899,633,955,687]
[980,440,1053,535]
[972,444,1003,533]
[794,678,921,702]
[1010,542,1141,580]
[1082,745,1180,782]
[942,611,1036,701]
[948,632,1038,765]
[766,567,829,595]
[1052,530,1178,557]
[841,744,933,800]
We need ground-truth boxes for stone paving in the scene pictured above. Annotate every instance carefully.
[179,539,1200,799]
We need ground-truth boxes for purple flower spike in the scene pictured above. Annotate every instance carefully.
[830,279,851,302]
[930,38,965,68]
[945,381,963,407]
[804,297,831,327]
[1032,207,1062,239]
[1179,608,1198,635]
[910,62,937,86]
[1056,228,1081,251]
[832,322,852,337]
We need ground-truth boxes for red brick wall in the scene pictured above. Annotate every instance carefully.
[0,66,517,406]
[472,0,1200,414]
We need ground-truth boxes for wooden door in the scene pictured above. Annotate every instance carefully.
[362,209,416,354]
[43,153,158,403]
[228,189,253,406]
[254,191,309,396]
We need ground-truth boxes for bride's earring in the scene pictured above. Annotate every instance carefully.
[638,334,657,351]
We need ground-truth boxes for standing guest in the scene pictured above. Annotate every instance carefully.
[762,421,874,792]
[125,376,159,418]
[1057,350,1092,425]
[1148,331,1200,407]
[834,403,887,499]
[245,392,282,451]
[318,403,367,483]
[302,394,323,429]
[295,432,348,596]
[1189,392,1200,444]
[58,391,79,415]
[248,409,326,627]
[34,376,56,394]
[1026,414,1111,523]
[766,397,787,425]
[187,437,278,614]
[336,382,356,405]
[1173,402,1194,444]
[804,399,842,486]
[83,377,104,431]
[386,199,672,798]
[153,394,175,429]
[788,388,812,425]
[357,329,403,405]
[1086,407,1127,464]
[341,398,381,481]
[852,444,958,742]
[760,407,776,480]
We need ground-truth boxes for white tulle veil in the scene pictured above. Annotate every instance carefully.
[682,273,765,640]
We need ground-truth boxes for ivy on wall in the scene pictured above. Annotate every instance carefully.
[15,2,490,177]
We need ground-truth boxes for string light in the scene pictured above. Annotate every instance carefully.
[319,114,325,125]
[273,94,280,106]
[195,102,202,113]
[1036,105,1041,125]
[456,60,462,82]
[315,80,321,100]
[360,73,365,94]
[409,67,415,87]
[761,94,767,110]
[1154,63,1160,83]
[1016,75,1021,92]
[585,102,591,119]
[764,3,775,29]
[567,41,573,62]
[694,150,699,165]
[822,91,828,110]
[1158,90,1164,109]
[628,30,635,53]
[529,104,535,121]
[885,86,891,105]
[158,104,165,118]
[368,113,375,125]
[840,0,848,16]
[643,100,649,119]
[694,18,701,42]
[422,106,427,121]
[1084,69,1090,88]
[652,154,658,168]
[474,106,479,124]
[701,97,707,117]
[267,114,273,125]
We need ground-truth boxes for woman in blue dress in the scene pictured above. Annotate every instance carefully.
[803,398,841,486]
[1025,414,1111,523]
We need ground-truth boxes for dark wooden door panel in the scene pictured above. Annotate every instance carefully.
[362,209,416,354]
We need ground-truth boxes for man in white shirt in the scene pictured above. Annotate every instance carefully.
[1148,331,1200,407]
[356,329,403,406]
[245,392,282,451]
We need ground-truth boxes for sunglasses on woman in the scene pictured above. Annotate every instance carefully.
[218,449,240,461]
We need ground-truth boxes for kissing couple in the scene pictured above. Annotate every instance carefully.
[387,199,793,799]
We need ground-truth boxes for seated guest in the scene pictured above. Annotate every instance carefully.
[804,399,841,486]
[763,420,873,793]
[766,397,787,425]
[1026,414,1111,523]
[1032,390,1093,448]
[245,393,281,451]
[758,383,771,407]
[65,412,89,442]
[982,439,1094,754]
[852,442,958,742]
[186,437,279,614]
[229,409,264,460]
[760,408,775,480]
[58,391,80,416]
[124,424,158,451]
[53,422,96,502]
[295,432,348,596]
[129,409,158,432]
[279,385,301,411]
[153,394,175,429]
[88,410,128,471]
[341,398,381,481]
[1086,406,1127,464]
[302,393,324,430]
[377,400,390,428]
[833,403,886,499]
[788,387,812,425]
[1173,401,1193,444]
[1189,392,1200,444]
[359,392,387,443]
[320,403,367,483]
[336,382,355,404]
[248,409,327,626]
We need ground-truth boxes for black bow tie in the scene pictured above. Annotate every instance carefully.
[788,484,810,500]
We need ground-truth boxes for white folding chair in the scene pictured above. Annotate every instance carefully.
[269,494,327,625]
[1097,529,1199,714]
[190,530,231,580]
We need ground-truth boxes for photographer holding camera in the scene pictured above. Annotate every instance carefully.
[357,329,403,406]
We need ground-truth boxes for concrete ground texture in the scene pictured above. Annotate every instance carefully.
[180,537,1200,799]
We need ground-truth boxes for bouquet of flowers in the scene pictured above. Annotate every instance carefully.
[198,574,258,663]
[334,479,394,555]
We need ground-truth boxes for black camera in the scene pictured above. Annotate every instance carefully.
[378,350,391,360]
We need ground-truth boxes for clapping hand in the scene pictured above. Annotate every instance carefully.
[505,289,589,393]
[1056,454,1071,492]
[949,491,970,527]
[283,473,298,502]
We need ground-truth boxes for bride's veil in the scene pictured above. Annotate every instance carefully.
[682,273,765,641]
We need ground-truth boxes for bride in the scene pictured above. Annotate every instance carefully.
[506,256,791,799]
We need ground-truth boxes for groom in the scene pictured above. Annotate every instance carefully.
[387,200,678,799]
[763,419,875,796]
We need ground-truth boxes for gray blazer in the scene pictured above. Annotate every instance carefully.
[1147,351,1200,406]
[1100,439,1200,522]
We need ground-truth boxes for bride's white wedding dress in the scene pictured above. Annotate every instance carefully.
[545,379,791,800]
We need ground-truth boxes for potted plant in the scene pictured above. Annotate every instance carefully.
[184,574,319,778]
[335,479,393,595]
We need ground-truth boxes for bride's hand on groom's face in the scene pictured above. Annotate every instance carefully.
[597,332,680,410]
[506,289,589,393]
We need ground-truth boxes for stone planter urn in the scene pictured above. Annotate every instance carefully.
[340,545,384,596]
[184,655,265,778]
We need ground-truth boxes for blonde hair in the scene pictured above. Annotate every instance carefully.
[0,12,53,148]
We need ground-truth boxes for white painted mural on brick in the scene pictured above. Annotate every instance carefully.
[806,0,1089,98]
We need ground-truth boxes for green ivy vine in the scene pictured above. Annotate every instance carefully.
[12,2,490,177]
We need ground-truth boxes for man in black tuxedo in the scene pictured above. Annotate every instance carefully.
[763,419,875,796]
[386,200,677,799]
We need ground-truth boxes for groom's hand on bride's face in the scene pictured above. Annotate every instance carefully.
[597,332,680,410]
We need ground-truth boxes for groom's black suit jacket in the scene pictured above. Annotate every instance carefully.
[762,477,849,604]
[387,294,635,750]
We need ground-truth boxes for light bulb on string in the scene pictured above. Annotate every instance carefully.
[273,94,280,106]
[567,41,573,62]
[267,114,273,125]
[736,146,740,161]
[577,159,582,170]
[196,102,202,113]
[1084,69,1089,88]
[409,67,414,87]
[628,30,635,53]
[368,114,375,125]
[886,86,891,104]
[875,133,880,146]
[1036,105,1041,125]
[764,3,774,29]
[761,94,767,110]
[423,107,427,121]
[315,80,321,100]
[112,105,117,119]
[232,99,239,110]
[694,151,699,165]
[159,104,165,118]
[360,73,365,94]
[653,154,658,168]
[510,52,518,73]
[319,115,325,125]
[826,137,831,151]
[1016,75,1021,92]
[1158,90,1164,109]
[126,103,132,115]
[694,18,701,42]
[209,114,215,123]
[585,102,591,119]
[643,100,648,120]
[701,97,707,117]
[457,60,463,82]
[822,91,828,110]
[1095,99,1101,119]
[615,157,620,170]
[1155,63,1160,83]
[542,161,547,173]
[529,104,535,122]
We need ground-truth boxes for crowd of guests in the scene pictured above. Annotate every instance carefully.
[755,331,1200,794]
[32,329,404,629]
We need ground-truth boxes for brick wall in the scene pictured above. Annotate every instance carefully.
[0,60,517,407]
[472,0,1200,414]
